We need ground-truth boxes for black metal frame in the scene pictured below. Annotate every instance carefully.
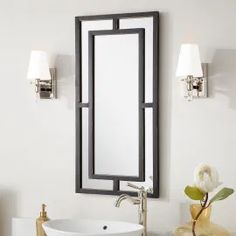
[75,11,159,198]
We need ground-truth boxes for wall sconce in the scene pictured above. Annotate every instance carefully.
[176,44,208,101]
[27,50,56,99]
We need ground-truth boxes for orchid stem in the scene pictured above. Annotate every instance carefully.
[192,193,209,236]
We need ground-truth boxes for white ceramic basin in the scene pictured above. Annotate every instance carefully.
[43,219,144,236]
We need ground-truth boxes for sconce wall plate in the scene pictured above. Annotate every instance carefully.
[181,63,208,99]
[35,68,57,99]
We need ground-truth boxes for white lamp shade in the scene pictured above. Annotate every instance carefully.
[176,44,203,77]
[27,50,51,80]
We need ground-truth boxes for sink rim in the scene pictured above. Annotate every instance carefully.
[43,219,144,236]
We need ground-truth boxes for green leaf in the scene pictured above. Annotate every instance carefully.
[209,187,234,204]
[184,186,205,200]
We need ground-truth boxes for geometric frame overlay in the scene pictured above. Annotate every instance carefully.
[75,11,159,198]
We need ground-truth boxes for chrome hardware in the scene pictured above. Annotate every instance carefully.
[181,63,208,101]
[32,68,57,99]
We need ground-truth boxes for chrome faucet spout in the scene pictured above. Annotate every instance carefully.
[115,194,140,207]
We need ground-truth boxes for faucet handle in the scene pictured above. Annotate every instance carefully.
[147,187,153,194]
[128,182,154,194]
[127,182,144,191]
[147,176,154,194]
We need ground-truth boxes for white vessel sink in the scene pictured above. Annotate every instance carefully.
[43,219,144,236]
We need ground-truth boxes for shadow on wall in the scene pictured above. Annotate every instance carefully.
[209,49,236,109]
[158,11,173,200]
[54,54,75,109]
[0,189,17,236]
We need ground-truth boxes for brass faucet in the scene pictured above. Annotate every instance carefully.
[115,183,152,236]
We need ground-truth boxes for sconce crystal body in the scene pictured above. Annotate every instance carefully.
[181,63,208,101]
[34,68,57,99]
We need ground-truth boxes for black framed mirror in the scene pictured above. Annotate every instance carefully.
[75,11,159,198]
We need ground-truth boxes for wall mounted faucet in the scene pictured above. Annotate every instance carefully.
[115,183,152,236]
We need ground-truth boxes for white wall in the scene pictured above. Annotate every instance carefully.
[0,0,236,235]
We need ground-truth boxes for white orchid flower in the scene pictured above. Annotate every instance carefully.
[194,163,221,193]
